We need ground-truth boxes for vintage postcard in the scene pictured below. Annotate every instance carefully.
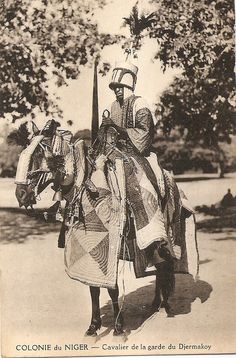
[0,0,235,357]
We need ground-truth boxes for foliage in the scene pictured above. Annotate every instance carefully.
[0,0,116,122]
[0,124,23,177]
[149,0,234,78]
[7,122,31,147]
[0,141,22,177]
[150,0,235,146]
[155,74,235,147]
[153,130,226,174]
[122,0,235,160]
[220,136,236,172]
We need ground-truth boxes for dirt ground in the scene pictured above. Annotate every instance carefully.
[0,175,236,357]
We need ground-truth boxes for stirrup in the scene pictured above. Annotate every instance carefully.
[85,318,102,336]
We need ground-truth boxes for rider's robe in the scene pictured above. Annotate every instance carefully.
[99,96,184,270]
[64,95,199,288]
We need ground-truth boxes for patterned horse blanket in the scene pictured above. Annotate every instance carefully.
[64,140,199,289]
[65,156,126,288]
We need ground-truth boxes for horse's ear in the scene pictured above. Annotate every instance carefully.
[27,121,40,136]
[41,119,61,137]
[32,121,40,135]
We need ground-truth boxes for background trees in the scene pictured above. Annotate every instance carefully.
[149,0,235,175]
[149,0,234,79]
[0,0,114,122]
[1,0,235,176]
[121,0,235,175]
[154,73,234,175]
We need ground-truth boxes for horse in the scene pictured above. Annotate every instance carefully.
[14,120,198,336]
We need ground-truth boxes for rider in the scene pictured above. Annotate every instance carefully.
[99,61,154,157]
[96,61,173,275]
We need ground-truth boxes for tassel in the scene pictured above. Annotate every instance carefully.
[58,203,69,248]
[78,203,86,231]
[43,201,61,222]
[58,220,66,248]
[56,202,63,222]
[73,203,80,222]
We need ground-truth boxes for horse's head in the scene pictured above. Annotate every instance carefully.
[15,119,74,209]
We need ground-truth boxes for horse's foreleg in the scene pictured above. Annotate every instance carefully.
[152,274,162,312]
[161,261,175,314]
[108,285,124,335]
[85,286,102,336]
[155,261,175,314]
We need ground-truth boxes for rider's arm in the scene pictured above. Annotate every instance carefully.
[110,123,128,136]
[126,98,154,154]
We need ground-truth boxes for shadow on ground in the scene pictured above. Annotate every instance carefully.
[0,208,61,244]
[99,274,212,337]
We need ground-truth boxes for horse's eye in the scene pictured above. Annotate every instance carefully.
[19,189,26,198]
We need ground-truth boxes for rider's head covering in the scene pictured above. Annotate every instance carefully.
[109,61,138,91]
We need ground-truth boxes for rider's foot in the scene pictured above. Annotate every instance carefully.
[85,317,102,336]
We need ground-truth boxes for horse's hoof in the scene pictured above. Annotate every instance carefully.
[113,315,124,336]
[85,318,102,336]
[162,302,174,316]
[113,326,124,336]
[151,299,161,312]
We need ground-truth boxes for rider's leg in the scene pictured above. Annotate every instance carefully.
[108,285,124,335]
[86,286,101,335]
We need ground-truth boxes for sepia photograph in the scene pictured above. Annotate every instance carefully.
[0,0,235,356]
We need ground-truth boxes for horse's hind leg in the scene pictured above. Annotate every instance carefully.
[108,285,124,335]
[85,286,102,336]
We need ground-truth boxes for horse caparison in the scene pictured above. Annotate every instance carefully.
[15,121,194,336]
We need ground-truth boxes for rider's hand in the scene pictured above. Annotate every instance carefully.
[102,117,113,127]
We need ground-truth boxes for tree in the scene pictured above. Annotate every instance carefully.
[151,0,235,141]
[122,1,235,157]
[153,130,222,175]
[155,74,235,145]
[122,0,235,176]
[149,0,234,79]
[0,0,116,122]
[0,123,22,177]
[155,72,235,176]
